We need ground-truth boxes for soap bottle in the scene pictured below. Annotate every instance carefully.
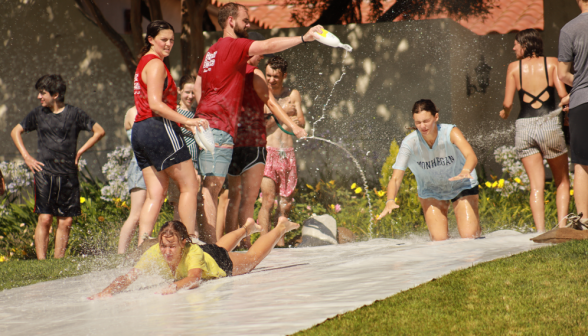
[313,28,353,52]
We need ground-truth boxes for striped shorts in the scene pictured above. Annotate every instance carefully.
[131,117,192,171]
[515,115,567,160]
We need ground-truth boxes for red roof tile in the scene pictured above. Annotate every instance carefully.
[211,0,543,35]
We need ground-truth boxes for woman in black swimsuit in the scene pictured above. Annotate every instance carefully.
[499,29,570,232]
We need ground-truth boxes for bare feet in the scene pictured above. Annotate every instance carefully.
[276,216,300,233]
[243,218,262,236]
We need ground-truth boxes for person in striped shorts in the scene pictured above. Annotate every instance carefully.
[499,29,570,232]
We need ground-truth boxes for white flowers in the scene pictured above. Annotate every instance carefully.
[100,145,133,201]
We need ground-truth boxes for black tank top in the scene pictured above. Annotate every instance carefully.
[517,57,556,119]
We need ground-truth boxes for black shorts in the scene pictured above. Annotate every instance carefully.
[131,117,192,171]
[201,244,233,276]
[569,103,588,165]
[451,185,479,203]
[34,171,81,217]
[227,147,267,176]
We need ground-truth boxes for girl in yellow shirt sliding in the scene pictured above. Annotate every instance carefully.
[89,216,299,298]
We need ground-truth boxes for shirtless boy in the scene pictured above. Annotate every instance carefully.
[259,56,305,245]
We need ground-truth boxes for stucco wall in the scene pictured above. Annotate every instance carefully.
[0,0,576,184]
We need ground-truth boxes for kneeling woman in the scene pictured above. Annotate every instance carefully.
[89,218,298,298]
[378,99,481,241]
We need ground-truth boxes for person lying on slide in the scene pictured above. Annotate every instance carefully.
[378,99,481,241]
[89,218,299,298]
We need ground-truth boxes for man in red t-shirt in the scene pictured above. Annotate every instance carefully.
[195,2,319,243]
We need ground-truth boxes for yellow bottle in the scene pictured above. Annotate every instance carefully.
[313,28,353,52]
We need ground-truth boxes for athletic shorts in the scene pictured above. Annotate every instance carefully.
[228,147,267,176]
[515,115,567,160]
[34,171,81,217]
[200,244,233,276]
[264,147,297,198]
[569,103,588,165]
[197,128,233,177]
[126,157,146,191]
[450,185,479,203]
[131,117,192,171]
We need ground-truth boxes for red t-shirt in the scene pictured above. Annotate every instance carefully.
[134,54,178,123]
[196,37,254,138]
[235,65,266,147]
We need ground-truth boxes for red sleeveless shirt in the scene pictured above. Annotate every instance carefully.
[234,65,266,147]
[134,54,177,123]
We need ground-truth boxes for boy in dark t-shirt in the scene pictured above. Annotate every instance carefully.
[11,75,105,260]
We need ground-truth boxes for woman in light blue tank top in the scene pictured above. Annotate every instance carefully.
[378,100,481,241]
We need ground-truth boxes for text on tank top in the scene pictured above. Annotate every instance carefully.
[392,124,478,200]
[134,54,178,124]
[235,65,266,147]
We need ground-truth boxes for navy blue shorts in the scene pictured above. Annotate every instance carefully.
[228,147,267,176]
[451,185,479,203]
[34,171,81,217]
[131,117,192,171]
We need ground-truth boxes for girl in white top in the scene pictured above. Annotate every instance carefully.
[378,99,481,241]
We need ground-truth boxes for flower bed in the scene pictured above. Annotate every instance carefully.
[0,143,574,261]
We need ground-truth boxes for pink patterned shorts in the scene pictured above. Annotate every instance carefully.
[263,147,297,197]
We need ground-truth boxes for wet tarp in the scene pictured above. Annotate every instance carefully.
[0,230,543,336]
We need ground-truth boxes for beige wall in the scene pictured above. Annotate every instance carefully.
[0,0,578,183]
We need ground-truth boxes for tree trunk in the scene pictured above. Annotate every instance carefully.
[181,0,192,77]
[80,0,137,78]
[183,0,210,78]
[146,0,163,21]
[130,0,144,59]
[376,0,412,22]
[311,0,357,25]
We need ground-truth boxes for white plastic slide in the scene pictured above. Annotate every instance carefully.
[0,230,544,335]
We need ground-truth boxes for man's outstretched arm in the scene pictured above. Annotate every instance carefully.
[249,26,324,56]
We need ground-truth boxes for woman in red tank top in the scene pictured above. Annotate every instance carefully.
[131,20,208,245]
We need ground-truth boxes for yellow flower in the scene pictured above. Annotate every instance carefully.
[498,179,504,188]
[377,190,386,197]
[570,190,574,196]
[485,182,492,188]
[545,200,550,204]
[330,204,335,209]
[329,180,335,185]
[351,183,357,190]
[395,198,398,202]
[0,256,5,262]
[306,184,314,190]
[80,197,86,204]
[121,201,127,207]
[514,178,522,184]
[164,197,168,202]
[354,187,363,194]
[115,198,121,203]
[492,181,498,188]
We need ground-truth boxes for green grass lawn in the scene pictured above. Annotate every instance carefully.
[0,254,124,291]
[296,240,588,335]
